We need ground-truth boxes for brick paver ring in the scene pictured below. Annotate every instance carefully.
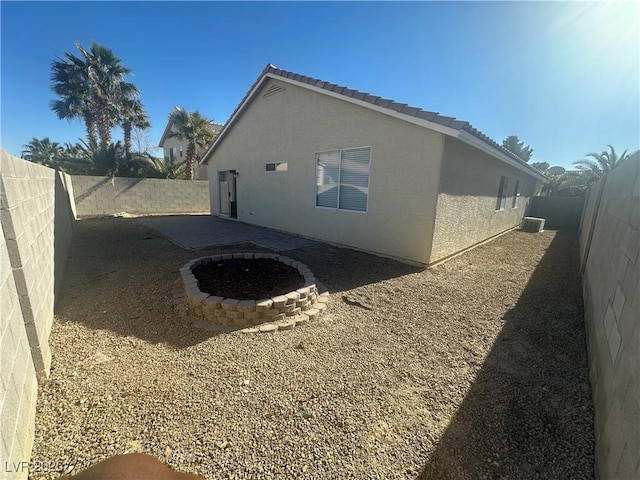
[176,253,329,333]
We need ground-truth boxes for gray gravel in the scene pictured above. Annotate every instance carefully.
[29,219,594,479]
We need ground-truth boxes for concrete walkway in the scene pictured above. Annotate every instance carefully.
[138,215,318,251]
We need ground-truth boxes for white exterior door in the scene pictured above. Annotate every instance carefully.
[218,171,230,216]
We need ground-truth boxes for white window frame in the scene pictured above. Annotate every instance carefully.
[265,162,288,172]
[315,146,371,213]
[496,175,509,211]
[512,180,521,208]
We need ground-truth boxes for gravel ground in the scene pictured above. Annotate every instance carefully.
[29,218,594,480]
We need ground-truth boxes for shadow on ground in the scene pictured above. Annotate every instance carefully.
[287,244,422,293]
[418,229,595,479]
[55,217,421,348]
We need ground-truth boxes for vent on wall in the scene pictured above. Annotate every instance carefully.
[263,83,285,98]
[522,216,545,233]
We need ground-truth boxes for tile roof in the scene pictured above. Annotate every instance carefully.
[204,64,542,178]
[261,64,526,164]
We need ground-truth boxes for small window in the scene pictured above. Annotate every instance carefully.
[179,145,184,157]
[512,180,521,208]
[496,175,509,211]
[316,147,371,212]
[266,162,287,172]
[169,147,175,161]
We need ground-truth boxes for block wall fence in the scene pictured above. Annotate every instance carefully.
[579,152,639,479]
[527,195,585,228]
[0,150,76,478]
[2,148,638,478]
[70,175,210,217]
[1,150,208,478]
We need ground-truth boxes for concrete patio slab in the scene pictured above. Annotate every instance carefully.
[137,215,317,251]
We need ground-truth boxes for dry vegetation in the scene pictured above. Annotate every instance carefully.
[30,218,594,479]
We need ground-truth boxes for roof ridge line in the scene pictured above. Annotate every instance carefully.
[265,66,534,167]
[202,65,544,178]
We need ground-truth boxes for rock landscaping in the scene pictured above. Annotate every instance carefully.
[30,218,594,480]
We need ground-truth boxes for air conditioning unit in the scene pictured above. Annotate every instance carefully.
[522,216,545,232]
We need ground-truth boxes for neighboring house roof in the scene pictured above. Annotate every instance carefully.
[158,116,224,148]
[201,64,546,181]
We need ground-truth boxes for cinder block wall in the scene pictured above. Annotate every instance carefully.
[70,175,210,217]
[0,150,72,478]
[528,195,585,228]
[0,151,56,379]
[54,172,76,298]
[0,220,38,479]
[579,152,639,479]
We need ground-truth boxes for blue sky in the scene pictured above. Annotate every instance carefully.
[1,1,638,169]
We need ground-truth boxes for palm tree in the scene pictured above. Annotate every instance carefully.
[166,106,216,180]
[88,141,125,177]
[151,156,186,179]
[21,137,64,167]
[119,152,163,178]
[120,97,150,158]
[75,42,139,146]
[57,142,93,175]
[572,145,633,186]
[51,42,139,148]
[51,55,98,149]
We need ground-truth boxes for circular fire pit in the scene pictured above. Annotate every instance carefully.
[178,253,329,333]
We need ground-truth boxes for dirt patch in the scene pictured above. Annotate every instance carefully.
[31,218,594,479]
[192,258,304,299]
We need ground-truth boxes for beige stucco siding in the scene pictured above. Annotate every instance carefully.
[208,80,444,264]
[161,135,185,162]
[160,133,207,180]
[429,137,541,263]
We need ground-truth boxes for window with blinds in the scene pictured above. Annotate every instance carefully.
[315,147,370,212]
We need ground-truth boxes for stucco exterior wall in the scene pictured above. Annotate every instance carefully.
[207,79,444,265]
[430,137,541,263]
[579,153,639,479]
[70,175,210,217]
[160,131,208,180]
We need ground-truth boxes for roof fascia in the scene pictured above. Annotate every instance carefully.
[201,77,268,163]
[202,72,460,163]
[158,120,174,147]
[456,130,547,181]
[202,70,546,182]
[268,74,463,137]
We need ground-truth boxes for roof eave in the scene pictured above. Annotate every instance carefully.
[266,73,463,137]
[456,130,547,181]
[202,65,547,183]
[158,120,175,148]
[201,79,266,164]
[201,70,462,164]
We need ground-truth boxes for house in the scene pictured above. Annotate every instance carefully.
[158,117,223,180]
[201,64,545,266]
